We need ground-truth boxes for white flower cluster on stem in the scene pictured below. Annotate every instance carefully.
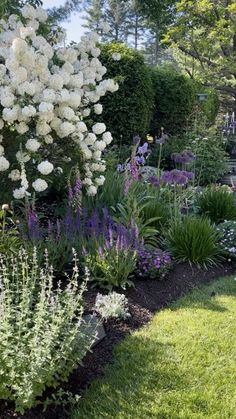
[0,4,118,198]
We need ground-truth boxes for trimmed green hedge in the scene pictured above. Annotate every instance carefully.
[150,65,196,135]
[99,42,154,145]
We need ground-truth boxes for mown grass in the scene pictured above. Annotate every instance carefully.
[72,276,236,419]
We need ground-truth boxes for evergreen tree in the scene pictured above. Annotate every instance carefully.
[82,0,106,32]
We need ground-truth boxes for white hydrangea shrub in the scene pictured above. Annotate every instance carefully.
[94,292,130,320]
[0,4,118,198]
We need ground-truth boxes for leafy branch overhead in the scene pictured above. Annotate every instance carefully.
[165,0,236,103]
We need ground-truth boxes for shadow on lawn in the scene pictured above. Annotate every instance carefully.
[76,334,211,419]
[169,276,236,314]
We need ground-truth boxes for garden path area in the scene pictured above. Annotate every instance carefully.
[72,276,236,419]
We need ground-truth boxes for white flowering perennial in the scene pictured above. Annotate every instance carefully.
[94,292,130,320]
[0,5,118,198]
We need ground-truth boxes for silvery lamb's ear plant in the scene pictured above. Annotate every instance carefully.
[0,248,96,413]
[94,292,130,320]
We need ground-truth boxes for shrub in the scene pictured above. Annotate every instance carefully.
[190,134,228,185]
[165,216,221,265]
[217,220,236,258]
[99,42,154,144]
[197,187,236,223]
[150,65,196,135]
[94,292,130,320]
[0,205,22,255]
[0,5,118,200]
[136,246,172,279]
[0,248,95,413]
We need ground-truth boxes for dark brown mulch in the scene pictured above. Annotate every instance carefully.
[1,261,235,419]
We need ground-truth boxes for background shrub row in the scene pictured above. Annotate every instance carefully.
[99,42,219,144]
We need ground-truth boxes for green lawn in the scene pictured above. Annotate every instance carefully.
[72,277,236,419]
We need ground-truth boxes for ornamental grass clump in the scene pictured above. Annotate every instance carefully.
[197,187,236,224]
[165,216,222,265]
[0,248,96,413]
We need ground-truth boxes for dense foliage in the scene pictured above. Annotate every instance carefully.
[99,42,154,144]
[165,216,221,265]
[166,0,236,107]
[197,187,236,224]
[150,65,196,135]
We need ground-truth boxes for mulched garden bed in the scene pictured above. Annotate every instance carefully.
[1,261,235,419]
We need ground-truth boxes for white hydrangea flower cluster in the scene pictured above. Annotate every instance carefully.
[0,5,118,198]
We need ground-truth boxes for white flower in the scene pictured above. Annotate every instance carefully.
[95,175,105,186]
[16,151,30,163]
[44,135,53,144]
[26,138,41,152]
[32,178,48,192]
[0,119,4,130]
[112,53,121,61]
[22,105,37,117]
[87,185,97,195]
[83,108,91,117]
[94,140,106,151]
[84,133,96,145]
[94,104,103,115]
[0,156,9,171]
[77,121,87,133]
[93,150,102,159]
[37,160,54,175]
[13,186,27,199]
[16,122,29,134]
[92,122,106,135]
[39,102,54,113]
[49,74,63,90]
[103,131,113,144]
[9,169,21,181]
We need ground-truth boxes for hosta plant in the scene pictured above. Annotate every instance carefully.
[0,248,96,413]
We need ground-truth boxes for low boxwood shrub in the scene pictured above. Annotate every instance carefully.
[165,215,222,265]
[0,248,96,413]
[197,186,236,224]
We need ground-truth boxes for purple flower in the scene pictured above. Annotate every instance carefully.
[161,169,193,186]
[138,142,149,155]
[149,176,160,188]
[117,163,125,173]
[171,150,195,164]
[27,208,39,240]
[74,176,82,195]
